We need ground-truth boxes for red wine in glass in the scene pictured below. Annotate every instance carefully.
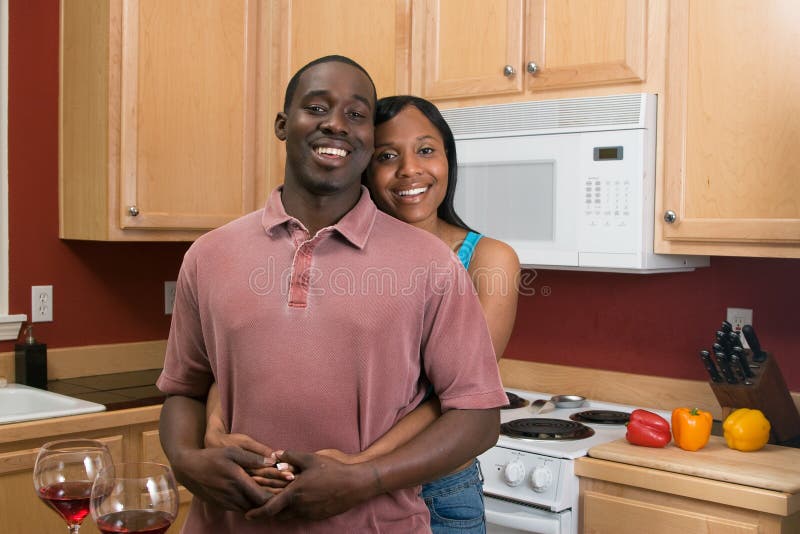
[33,439,113,533]
[91,462,178,534]
[38,481,93,525]
[95,510,174,534]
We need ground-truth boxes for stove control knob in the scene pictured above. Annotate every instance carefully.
[530,466,553,492]
[502,460,526,487]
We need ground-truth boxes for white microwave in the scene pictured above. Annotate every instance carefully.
[442,94,709,273]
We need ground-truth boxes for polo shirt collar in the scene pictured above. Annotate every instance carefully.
[262,185,377,250]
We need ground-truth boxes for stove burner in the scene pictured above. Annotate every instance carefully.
[502,392,530,410]
[500,418,595,440]
[570,410,630,425]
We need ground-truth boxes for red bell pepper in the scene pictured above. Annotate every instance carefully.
[626,409,671,448]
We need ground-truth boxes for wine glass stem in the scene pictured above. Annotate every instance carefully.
[68,525,80,534]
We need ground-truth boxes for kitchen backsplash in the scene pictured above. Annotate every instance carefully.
[506,257,799,390]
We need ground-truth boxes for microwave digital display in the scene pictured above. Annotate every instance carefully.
[594,146,623,161]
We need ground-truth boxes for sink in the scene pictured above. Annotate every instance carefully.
[0,383,106,424]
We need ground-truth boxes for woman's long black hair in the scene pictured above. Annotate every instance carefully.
[371,95,474,232]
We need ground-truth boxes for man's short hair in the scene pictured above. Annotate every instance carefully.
[283,55,377,112]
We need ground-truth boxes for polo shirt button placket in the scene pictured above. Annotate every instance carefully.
[289,241,314,307]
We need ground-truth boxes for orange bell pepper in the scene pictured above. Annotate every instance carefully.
[671,407,713,451]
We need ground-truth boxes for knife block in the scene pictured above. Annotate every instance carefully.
[710,352,800,444]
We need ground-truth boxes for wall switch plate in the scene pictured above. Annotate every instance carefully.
[31,285,53,322]
[165,281,176,315]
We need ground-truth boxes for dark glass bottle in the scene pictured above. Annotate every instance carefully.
[15,325,48,389]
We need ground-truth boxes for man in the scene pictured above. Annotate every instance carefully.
[157,55,506,533]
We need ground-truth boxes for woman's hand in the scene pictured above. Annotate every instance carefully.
[207,434,296,491]
[250,455,296,492]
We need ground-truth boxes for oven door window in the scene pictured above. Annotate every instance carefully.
[485,496,571,534]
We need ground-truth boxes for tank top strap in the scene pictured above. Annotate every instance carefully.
[456,231,483,269]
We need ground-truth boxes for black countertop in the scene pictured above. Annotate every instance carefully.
[47,369,165,411]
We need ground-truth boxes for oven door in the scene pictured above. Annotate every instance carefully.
[485,496,572,534]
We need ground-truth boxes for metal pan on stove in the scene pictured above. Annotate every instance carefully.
[550,395,585,408]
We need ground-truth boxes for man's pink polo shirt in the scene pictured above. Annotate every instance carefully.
[157,187,507,533]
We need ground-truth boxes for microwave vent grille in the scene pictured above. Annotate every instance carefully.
[441,93,649,139]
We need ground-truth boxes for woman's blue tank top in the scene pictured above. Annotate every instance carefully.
[457,231,483,269]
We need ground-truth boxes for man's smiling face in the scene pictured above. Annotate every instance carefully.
[276,61,376,195]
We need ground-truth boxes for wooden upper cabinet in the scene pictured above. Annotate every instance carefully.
[412,0,525,100]
[271,0,410,100]
[266,0,411,187]
[525,0,646,91]
[60,0,265,241]
[412,0,647,102]
[658,0,800,257]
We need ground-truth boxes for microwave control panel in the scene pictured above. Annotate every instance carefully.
[578,132,645,257]
[580,171,640,255]
[583,176,633,223]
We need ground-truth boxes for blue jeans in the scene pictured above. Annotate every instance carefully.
[422,459,485,534]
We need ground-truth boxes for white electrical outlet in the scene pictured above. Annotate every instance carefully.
[165,281,177,315]
[31,285,53,322]
[726,307,753,332]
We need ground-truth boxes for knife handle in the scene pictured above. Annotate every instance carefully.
[729,354,753,385]
[742,324,766,362]
[727,331,743,349]
[732,346,755,378]
[700,350,723,383]
[715,330,726,344]
[714,352,738,384]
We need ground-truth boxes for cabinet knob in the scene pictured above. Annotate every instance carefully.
[526,61,539,74]
[664,210,677,224]
[503,65,516,77]
[128,206,140,217]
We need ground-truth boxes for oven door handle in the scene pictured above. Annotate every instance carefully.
[484,496,568,534]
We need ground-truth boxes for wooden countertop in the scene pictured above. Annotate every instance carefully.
[577,436,800,517]
[588,436,800,493]
[0,404,162,445]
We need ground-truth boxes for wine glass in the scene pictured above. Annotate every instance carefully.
[33,438,114,533]
[91,462,178,534]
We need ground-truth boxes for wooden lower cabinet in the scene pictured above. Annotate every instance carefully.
[0,421,190,533]
[141,429,193,528]
[580,478,798,534]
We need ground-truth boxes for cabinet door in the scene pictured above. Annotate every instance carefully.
[583,490,760,534]
[140,430,191,530]
[525,0,647,91]
[411,0,525,100]
[118,0,260,231]
[272,0,410,100]
[268,0,411,184]
[659,0,800,257]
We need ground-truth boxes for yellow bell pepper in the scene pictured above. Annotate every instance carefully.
[671,407,713,451]
[723,408,771,452]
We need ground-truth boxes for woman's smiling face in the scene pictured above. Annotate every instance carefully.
[367,105,449,226]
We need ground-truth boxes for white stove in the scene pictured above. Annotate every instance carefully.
[479,388,671,534]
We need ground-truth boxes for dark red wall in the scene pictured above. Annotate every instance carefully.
[2,0,188,352]
[5,1,799,391]
[505,259,800,390]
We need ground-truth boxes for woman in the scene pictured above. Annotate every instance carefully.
[205,95,519,533]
